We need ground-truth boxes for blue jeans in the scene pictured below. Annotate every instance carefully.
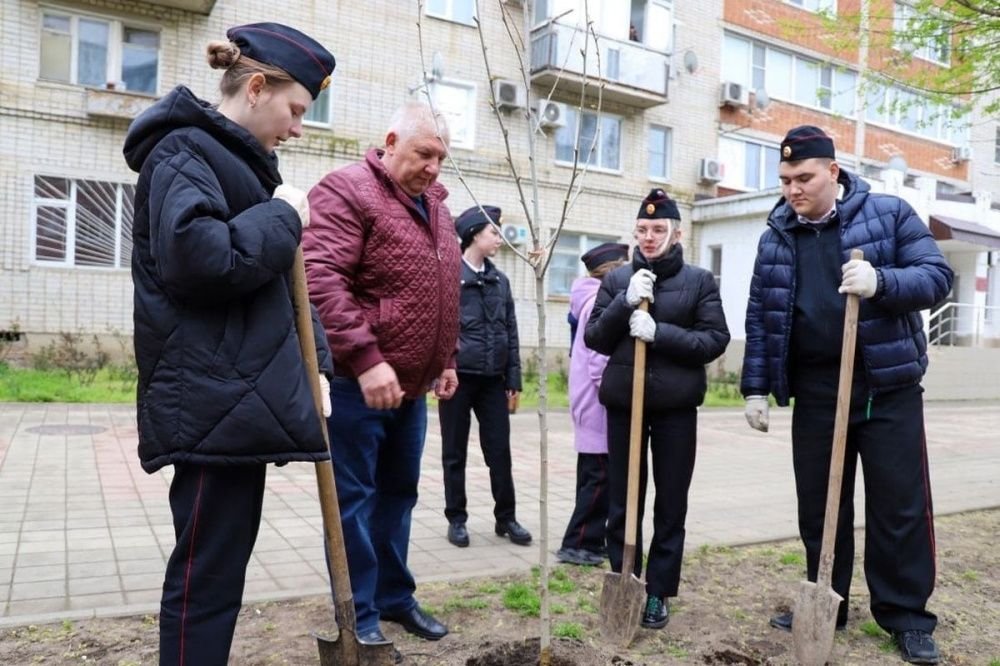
[327,377,427,632]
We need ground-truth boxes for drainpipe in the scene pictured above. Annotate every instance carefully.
[853,0,869,171]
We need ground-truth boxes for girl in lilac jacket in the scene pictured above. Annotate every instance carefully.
[557,242,629,566]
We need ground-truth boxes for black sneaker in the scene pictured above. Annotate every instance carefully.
[769,611,846,632]
[640,595,669,629]
[893,630,940,664]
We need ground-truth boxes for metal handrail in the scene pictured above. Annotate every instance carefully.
[927,302,1000,347]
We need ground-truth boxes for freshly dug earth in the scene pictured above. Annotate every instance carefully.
[2,509,997,665]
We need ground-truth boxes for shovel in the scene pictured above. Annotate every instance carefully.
[599,299,649,647]
[792,248,864,666]
[290,249,397,666]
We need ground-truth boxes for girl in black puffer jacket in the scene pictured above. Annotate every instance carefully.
[585,189,730,629]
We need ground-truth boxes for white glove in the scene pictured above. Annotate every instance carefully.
[744,395,769,432]
[625,269,656,306]
[629,309,656,343]
[273,184,310,228]
[318,374,332,418]
[839,259,877,298]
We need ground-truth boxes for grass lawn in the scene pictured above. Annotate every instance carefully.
[0,365,745,409]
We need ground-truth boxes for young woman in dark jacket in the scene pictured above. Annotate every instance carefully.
[585,189,730,630]
[123,24,335,665]
[438,206,531,548]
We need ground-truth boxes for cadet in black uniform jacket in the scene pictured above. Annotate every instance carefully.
[585,189,730,630]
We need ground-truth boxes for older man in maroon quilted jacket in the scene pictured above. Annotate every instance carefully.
[303,100,460,654]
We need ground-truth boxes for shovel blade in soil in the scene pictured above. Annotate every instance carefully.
[598,570,645,647]
[792,580,844,666]
[315,630,397,666]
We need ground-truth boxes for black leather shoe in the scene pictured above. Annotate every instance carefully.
[447,521,469,547]
[381,605,448,641]
[641,595,669,629]
[893,630,940,664]
[495,520,532,545]
[769,611,846,632]
[356,629,402,664]
[556,547,603,566]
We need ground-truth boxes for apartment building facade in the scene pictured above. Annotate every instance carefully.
[0,0,726,355]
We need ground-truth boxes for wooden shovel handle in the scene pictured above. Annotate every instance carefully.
[290,249,356,609]
[622,300,649,570]
[816,248,864,588]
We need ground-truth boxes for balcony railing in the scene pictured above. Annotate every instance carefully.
[529,21,669,109]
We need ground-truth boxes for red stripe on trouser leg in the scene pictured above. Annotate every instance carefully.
[178,467,206,666]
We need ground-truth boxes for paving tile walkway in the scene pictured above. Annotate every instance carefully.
[0,401,997,628]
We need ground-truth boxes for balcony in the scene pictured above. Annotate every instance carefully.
[86,88,157,120]
[139,0,215,12]
[529,20,669,109]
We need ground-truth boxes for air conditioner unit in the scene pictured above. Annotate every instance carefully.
[536,100,567,130]
[719,81,749,108]
[502,224,529,245]
[951,145,972,163]
[493,79,525,111]
[700,157,725,184]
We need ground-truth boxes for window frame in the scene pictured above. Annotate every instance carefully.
[893,1,951,67]
[39,6,161,94]
[718,137,781,192]
[647,124,673,182]
[547,231,623,297]
[554,108,624,174]
[303,85,333,127]
[424,0,477,27]
[784,0,836,13]
[994,127,1000,165]
[31,175,134,270]
[427,78,478,151]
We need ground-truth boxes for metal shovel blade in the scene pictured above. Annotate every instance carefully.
[315,628,397,666]
[598,570,646,647]
[792,580,844,666]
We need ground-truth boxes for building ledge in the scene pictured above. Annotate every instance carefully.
[85,88,157,120]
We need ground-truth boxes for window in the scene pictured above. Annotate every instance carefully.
[426,0,475,25]
[549,232,621,296]
[785,0,835,12]
[40,11,159,93]
[428,80,476,150]
[33,176,134,268]
[648,125,672,181]
[723,34,856,115]
[864,81,966,143]
[709,245,722,289]
[304,87,332,126]
[994,127,1000,164]
[719,137,781,191]
[555,108,622,171]
[894,2,950,66]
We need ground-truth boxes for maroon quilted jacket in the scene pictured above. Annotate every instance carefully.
[303,148,460,397]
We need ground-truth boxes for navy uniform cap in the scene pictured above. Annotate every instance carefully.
[455,205,502,243]
[226,23,335,100]
[780,125,836,162]
[581,242,629,272]
[637,188,680,221]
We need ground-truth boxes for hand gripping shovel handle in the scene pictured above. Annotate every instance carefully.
[293,249,395,666]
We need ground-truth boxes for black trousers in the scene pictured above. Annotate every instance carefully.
[438,373,516,523]
[606,407,697,599]
[560,453,609,553]
[792,383,937,633]
[159,463,266,665]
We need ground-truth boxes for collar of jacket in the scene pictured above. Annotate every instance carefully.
[460,257,499,286]
[632,242,683,280]
[769,168,869,233]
